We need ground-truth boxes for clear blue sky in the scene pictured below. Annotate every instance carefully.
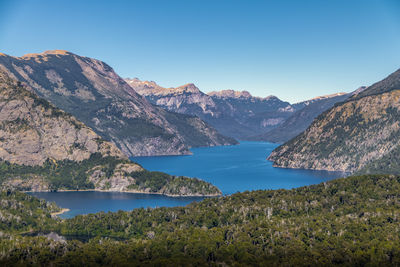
[1,0,399,103]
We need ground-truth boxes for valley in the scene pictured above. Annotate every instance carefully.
[1,53,399,266]
[1,1,399,265]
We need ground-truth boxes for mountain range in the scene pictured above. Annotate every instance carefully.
[268,68,400,174]
[126,78,352,141]
[126,78,292,139]
[0,50,236,157]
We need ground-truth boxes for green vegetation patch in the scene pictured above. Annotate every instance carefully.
[128,170,221,195]
[0,190,59,233]
[2,175,400,265]
[0,153,127,191]
[0,154,220,196]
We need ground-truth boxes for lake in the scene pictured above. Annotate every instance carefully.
[30,141,344,218]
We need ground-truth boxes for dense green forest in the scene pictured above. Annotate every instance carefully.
[0,153,123,190]
[1,174,400,265]
[0,153,220,196]
[0,190,59,233]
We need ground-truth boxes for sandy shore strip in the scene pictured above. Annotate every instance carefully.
[51,208,70,217]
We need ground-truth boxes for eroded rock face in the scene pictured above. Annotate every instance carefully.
[0,51,235,157]
[118,136,190,157]
[0,73,124,166]
[88,163,143,191]
[268,68,400,174]
[6,176,50,192]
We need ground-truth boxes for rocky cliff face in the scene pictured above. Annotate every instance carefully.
[0,71,124,166]
[0,71,221,196]
[0,51,235,157]
[127,78,295,139]
[268,68,400,174]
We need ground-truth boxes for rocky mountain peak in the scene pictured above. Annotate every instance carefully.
[351,68,400,100]
[350,86,367,96]
[125,77,162,90]
[208,89,253,99]
[21,50,71,59]
[207,90,281,102]
[126,78,202,96]
[309,92,347,101]
[263,95,281,101]
[174,83,201,94]
[293,92,349,108]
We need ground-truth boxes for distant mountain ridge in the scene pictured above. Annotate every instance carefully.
[253,91,362,143]
[0,51,236,157]
[268,68,400,174]
[208,89,256,99]
[127,77,352,141]
[126,78,298,139]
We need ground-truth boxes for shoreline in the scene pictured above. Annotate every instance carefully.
[25,189,221,198]
[269,163,350,176]
[51,208,70,217]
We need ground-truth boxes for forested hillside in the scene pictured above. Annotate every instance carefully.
[2,175,400,265]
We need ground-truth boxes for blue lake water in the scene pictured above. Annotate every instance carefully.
[29,191,205,219]
[30,141,344,218]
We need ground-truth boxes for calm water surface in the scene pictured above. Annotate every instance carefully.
[31,141,344,218]
[29,191,204,219]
